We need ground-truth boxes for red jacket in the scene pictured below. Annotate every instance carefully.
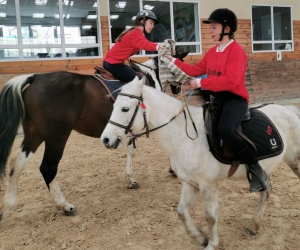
[104,27,157,64]
[174,41,249,102]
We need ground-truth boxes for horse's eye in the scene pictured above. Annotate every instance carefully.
[122,107,129,112]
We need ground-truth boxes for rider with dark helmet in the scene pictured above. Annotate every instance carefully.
[103,10,164,83]
[165,8,268,193]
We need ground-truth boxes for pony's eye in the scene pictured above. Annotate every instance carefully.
[122,107,130,112]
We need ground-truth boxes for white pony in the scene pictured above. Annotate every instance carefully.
[100,76,300,250]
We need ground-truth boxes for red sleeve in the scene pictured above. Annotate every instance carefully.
[174,55,207,77]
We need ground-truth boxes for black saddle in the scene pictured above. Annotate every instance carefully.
[204,102,284,177]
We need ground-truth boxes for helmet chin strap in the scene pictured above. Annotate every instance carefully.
[219,25,230,41]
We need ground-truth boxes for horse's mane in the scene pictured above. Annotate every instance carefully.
[144,72,156,89]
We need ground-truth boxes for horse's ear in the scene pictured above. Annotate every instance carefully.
[174,51,189,61]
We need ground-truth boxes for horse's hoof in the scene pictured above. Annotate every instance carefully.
[169,168,177,177]
[202,237,209,247]
[192,230,209,247]
[64,207,77,216]
[244,228,256,236]
[129,182,140,189]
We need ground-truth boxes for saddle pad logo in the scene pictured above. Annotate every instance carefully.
[270,138,278,149]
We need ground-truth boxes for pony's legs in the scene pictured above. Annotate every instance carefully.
[200,184,219,250]
[41,134,76,215]
[125,142,140,189]
[177,181,209,248]
[0,147,33,219]
[251,176,272,232]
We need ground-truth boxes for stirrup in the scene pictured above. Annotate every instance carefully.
[246,168,268,192]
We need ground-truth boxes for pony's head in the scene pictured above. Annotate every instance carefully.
[101,76,146,149]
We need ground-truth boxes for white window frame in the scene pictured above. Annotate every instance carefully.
[107,0,202,56]
[0,0,102,61]
[251,4,294,53]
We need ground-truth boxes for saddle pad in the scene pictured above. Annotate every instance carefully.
[208,109,284,164]
[94,74,123,102]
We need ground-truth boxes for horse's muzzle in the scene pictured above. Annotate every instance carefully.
[102,136,122,149]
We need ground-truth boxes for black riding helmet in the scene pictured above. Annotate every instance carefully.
[135,10,159,25]
[202,8,237,41]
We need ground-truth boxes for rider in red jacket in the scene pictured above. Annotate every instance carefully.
[104,10,164,83]
[165,8,268,193]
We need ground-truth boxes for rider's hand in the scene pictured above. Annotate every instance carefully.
[190,78,201,90]
[158,44,165,50]
[164,55,173,61]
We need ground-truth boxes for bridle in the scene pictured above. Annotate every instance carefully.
[108,91,198,149]
[107,93,149,148]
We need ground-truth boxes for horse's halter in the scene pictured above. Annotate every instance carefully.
[108,93,149,148]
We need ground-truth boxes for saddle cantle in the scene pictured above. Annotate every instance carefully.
[204,103,284,177]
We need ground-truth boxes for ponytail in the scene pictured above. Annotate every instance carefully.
[115,26,137,42]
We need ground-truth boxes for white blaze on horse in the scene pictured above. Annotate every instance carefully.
[100,76,300,250]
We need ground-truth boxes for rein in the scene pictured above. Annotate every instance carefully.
[179,85,198,140]
[129,59,155,71]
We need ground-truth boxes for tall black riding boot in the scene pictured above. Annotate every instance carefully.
[237,145,268,192]
[247,162,268,192]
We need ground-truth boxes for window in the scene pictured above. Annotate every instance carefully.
[251,5,293,52]
[0,0,102,60]
[108,0,201,55]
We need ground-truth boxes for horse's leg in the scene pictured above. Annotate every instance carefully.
[0,126,42,220]
[41,133,76,215]
[200,184,219,250]
[250,176,272,232]
[125,142,140,189]
[177,181,209,247]
[0,148,33,219]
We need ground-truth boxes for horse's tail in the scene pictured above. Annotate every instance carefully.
[0,74,34,181]
[285,105,300,120]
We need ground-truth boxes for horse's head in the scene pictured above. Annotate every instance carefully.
[101,76,146,149]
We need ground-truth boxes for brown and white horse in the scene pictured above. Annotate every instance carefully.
[0,48,189,220]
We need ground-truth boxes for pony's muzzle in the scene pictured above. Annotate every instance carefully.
[102,136,122,149]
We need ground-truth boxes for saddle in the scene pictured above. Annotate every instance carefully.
[94,63,150,86]
[93,63,151,103]
[204,102,284,177]
[94,65,117,81]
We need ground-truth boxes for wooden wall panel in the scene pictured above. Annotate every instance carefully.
[0,18,300,105]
